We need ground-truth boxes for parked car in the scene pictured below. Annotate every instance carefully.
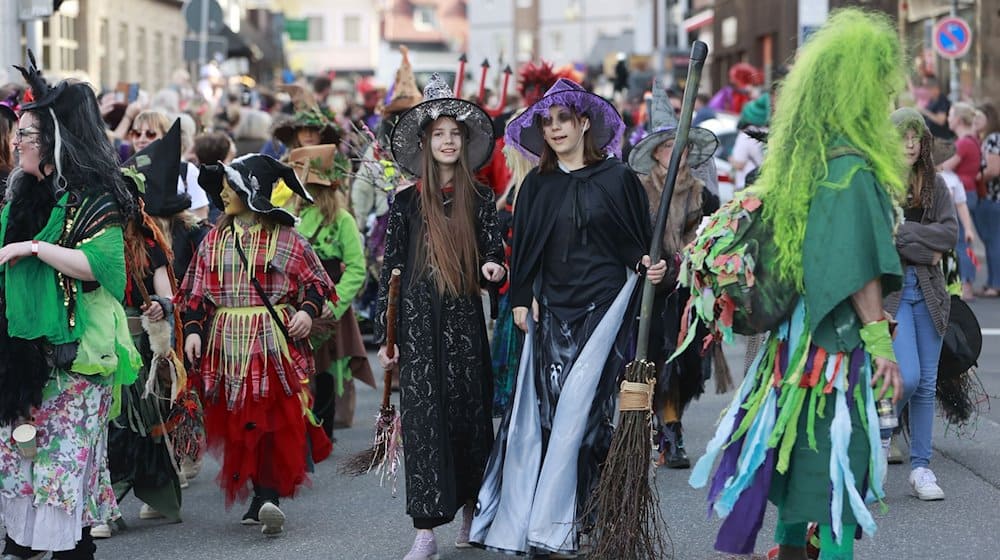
[699,111,739,203]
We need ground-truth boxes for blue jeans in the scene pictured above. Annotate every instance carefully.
[957,191,980,283]
[883,268,943,469]
[976,198,1000,289]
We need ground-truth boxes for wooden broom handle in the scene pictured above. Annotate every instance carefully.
[381,268,402,407]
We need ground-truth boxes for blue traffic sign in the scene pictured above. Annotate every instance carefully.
[933,17,972,60]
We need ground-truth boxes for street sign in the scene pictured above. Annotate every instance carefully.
[933,16,972,60]
[183,37,227,62]
[19,0,53,21]
[183,0,226,34]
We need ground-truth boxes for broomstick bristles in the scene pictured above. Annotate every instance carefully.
[339,446,383,477]
[585,360,670,560]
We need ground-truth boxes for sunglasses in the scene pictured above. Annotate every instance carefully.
[129,129,159,140]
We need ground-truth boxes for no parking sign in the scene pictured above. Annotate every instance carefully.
[933,17,972,60]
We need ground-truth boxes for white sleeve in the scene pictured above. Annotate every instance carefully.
[730,132,752,162]
[180,163,210,210]
[938,171,966,204]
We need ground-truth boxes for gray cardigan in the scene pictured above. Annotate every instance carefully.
[884,174,959,336]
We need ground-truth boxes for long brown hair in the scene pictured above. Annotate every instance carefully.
[296,184,341,223]
[417,117,481,297]
[0,118,14,175]
[908,125,936,208]
[537,106,606,173]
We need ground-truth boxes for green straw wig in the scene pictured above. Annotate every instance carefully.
[753,8,907,289]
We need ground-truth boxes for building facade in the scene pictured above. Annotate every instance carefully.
[1,0,187,92]
[709,0,995,102]
[256,0,379,77]
[378,0,468,90]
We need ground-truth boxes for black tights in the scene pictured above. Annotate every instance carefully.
[4,528,95,560]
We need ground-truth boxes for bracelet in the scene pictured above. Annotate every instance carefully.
[31,240,39,256]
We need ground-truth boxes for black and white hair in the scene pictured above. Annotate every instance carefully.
[7,84,136,235]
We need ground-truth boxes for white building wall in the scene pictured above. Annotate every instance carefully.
[467,0,515,98]
[537,0,638,66]
[273,0,380,75]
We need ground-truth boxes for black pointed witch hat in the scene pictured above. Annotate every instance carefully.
[123,119,187,217]
[198,154,312,226]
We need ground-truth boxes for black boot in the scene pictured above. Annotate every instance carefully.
[657,422,690,469]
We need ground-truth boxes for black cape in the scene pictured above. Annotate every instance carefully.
[510,157,652,312]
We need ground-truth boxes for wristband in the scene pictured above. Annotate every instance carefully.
[31,240,39,256]
[859,319,895,362]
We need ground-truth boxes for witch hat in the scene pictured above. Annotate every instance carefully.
[124,119,187,217]
[383,46,423,116]
[199,154,311,226]
[627,79,719,174]
[505,77,624,158]
[389,73,495,177]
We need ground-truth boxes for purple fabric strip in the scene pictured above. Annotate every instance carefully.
[706,404,750,508]
[846,346,864,408]
[713,448,778,554]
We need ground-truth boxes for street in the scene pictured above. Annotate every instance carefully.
[93,296,1000,559]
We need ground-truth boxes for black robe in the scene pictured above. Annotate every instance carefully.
[374,183,504,521]
[487,157,653,544]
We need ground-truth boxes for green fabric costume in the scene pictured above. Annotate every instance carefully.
[0,193,141,416]
[803,154,903,353]
[297,206,367,395]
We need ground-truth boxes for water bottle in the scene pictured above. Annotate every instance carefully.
[877,398,898,430]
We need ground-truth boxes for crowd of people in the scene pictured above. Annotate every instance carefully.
[0,6,989,560]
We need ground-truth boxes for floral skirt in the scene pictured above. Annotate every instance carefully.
[0,371,118,551]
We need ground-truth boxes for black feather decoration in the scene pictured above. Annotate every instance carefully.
[12,49,51,103]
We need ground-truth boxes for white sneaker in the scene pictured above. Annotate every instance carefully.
[258,502,285,537]
[139,503,165,520]
[91,523,112,539]
[909,467,945,501]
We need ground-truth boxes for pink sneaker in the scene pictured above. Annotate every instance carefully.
[455,503,474,548]
[403,530,439,560]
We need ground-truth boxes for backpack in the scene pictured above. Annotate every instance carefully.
[674,192,796,354]
[672,147,862,356]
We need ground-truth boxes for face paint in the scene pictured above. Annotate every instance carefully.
[221,177,250,217]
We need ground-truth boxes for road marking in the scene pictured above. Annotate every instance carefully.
[983,328,1000,336]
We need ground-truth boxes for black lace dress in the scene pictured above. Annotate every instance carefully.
[374,183,504,528]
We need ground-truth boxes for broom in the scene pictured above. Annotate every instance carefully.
[340,268,403,488]
[586,41,709,559]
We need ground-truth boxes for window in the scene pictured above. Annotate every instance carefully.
[136,27,147,84]
[99,18,109,87]
[413,6,437,31]
[153,32,164,90]
[307,15,324,42]
[517,30,533,61]
[344,15,361,44]
[117,22,128,81]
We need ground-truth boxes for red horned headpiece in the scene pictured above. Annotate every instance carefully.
[518,61,560,107]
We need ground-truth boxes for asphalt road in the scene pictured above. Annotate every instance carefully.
[11,297,1000,559]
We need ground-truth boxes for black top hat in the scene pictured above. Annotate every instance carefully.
[198,154,312,227]
[123,119,187,217]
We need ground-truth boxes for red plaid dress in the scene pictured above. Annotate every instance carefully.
[179,221,336,505]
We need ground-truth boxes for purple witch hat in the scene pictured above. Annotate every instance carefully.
[0,92,18,123]
[505,78,625,158]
